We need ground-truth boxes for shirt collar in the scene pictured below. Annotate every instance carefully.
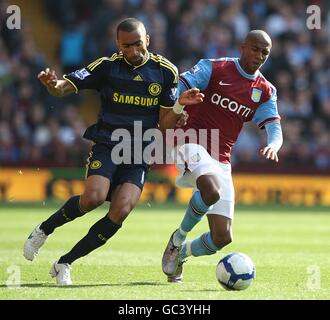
[123,52,150,70]
[234,58,259,80]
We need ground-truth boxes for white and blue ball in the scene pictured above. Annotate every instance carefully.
[216,252,256,291]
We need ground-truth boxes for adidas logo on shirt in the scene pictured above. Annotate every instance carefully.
[133,75,143,81]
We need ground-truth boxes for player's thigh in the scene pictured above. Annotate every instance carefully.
[196,174,221,205]
[82,175,110,201]
[108,183,142,224]
[175,144,219,188]
[107,163,147,201]
[196,174,221,192]
[108,164,147,223]
[178,143,216,175]
[84,143,117,182]
[81,143,117,206]
[206,162,235,217]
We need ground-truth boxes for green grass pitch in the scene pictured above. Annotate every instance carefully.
[0,204,329,300]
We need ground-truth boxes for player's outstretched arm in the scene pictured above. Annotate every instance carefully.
[38,68,75,97]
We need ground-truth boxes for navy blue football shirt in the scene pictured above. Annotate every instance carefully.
[64,52,178,145]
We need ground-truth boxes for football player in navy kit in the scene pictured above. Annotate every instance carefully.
[23,18,203,285]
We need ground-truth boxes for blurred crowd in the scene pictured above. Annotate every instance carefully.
[1,0,330,171]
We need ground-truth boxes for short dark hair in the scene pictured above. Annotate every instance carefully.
[116,18,145,37]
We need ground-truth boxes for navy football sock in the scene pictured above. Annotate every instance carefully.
[58,216,121,265]
[40,196,87,235]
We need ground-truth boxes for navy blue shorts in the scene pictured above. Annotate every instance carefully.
[85,143,149,201]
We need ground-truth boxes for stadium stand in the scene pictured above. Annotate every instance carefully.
[1,0,329,171]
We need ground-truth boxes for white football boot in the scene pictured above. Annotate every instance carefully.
[49,261,72,286]
[23,224,48,261]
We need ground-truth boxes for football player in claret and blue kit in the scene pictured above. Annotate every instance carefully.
[162,30,284,283]
[23,17,203,285]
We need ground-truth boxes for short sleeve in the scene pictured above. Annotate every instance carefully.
[252,87,281,128]
[178,59,212,94]
[63,57,110,92]
[159,63,179,109]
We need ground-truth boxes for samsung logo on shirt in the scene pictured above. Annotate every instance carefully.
[113,92,159,107]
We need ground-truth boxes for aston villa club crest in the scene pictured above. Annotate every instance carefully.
[191,153,201,163]
[251,88,262,103]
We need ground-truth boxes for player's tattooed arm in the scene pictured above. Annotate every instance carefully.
[38,68,75,97]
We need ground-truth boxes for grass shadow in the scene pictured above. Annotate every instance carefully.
[180,289,219,292]
[125,282,166,286]
[0,281,167,289]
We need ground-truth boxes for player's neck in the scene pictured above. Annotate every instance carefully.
[140,52,150,65]
[124,52,150,68]
[238,59,257,75]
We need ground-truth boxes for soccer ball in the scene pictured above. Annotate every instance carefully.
[216,252,256,291]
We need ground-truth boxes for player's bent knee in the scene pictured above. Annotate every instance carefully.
[109,203,134,224]
[197,175,221,206]
[212,232,233,249]
[201,189,220,206]
[80,192,106,211]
